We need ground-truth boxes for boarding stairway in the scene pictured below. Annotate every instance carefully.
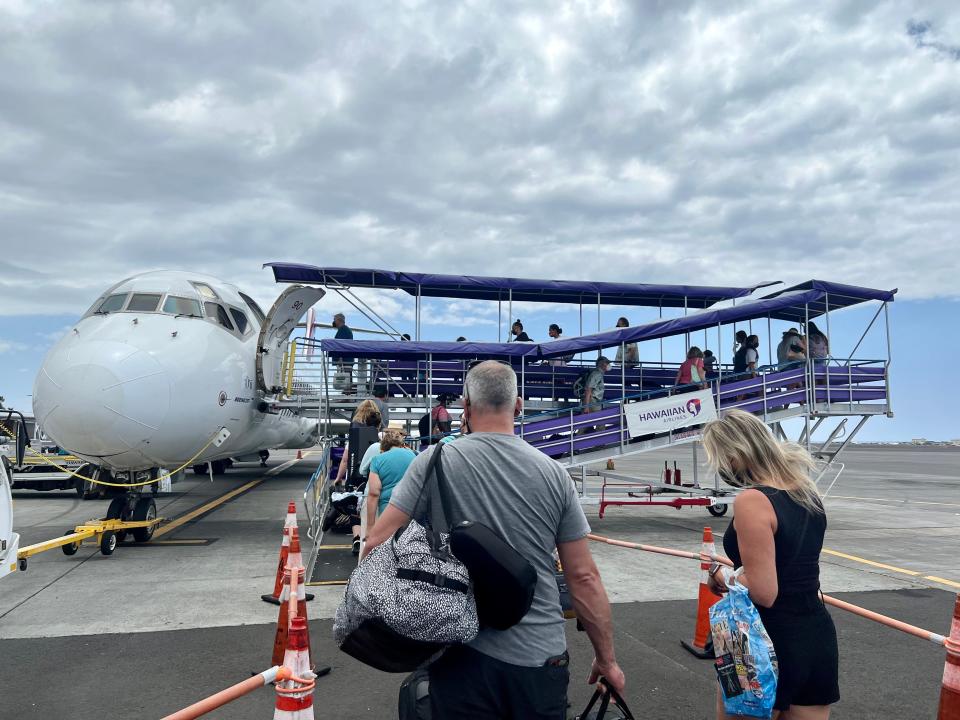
[281,338,889,467]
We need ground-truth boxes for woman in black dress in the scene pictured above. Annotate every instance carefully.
[702,409,839,719]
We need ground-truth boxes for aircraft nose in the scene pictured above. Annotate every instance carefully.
[34,340,171,457]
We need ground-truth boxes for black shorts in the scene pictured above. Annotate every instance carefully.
[760,598,840,710]
[429,645,569,720]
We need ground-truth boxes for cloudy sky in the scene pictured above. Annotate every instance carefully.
[1,0,958,438]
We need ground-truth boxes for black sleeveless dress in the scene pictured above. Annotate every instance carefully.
[723,486,840,710]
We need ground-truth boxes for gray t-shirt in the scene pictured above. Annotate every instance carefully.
[585,368,605,401]
[389,432,591,667]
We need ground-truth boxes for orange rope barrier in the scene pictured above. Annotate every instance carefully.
[587,532,949,648]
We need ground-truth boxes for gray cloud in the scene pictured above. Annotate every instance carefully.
[0,0,958,317]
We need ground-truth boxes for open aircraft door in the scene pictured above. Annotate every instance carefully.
[256,285,326,394]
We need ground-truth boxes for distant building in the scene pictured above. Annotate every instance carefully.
[911,438,928,445]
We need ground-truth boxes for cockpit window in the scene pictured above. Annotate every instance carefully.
[229,308,249,334]
[192,282,219,300]
[163,296,202,317]
[97,294,128,314]
[127,293,161,312]
[239,292,266,324]
[204,302,235,331]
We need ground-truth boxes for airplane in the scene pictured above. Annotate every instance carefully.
[31,270,325,539]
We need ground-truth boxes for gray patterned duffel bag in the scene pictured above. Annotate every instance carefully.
[332,449,478,672]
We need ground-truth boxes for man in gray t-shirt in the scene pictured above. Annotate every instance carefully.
[363,361,624,718]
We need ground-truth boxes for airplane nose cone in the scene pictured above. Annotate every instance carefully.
[34,341,171,457]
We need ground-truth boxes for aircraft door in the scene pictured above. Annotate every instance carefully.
[256,285,326,394]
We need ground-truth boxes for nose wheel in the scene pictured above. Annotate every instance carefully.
[105,494,158,543]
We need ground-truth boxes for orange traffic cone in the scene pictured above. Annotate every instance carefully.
[296,449,303,460]
[274,617,315,720]
[263,503,313,605]
[681,526,722,659]
[271,567,293,666]
[938,594,960,720]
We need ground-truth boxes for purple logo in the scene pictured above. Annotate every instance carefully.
[686,398,701,417]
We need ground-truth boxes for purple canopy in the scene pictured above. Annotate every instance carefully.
[265,263,778,309]
[318,282,894,360]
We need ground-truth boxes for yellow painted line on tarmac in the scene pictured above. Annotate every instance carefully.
[316,544,352,550]
[153,479,263,538]
[144,539,209,546]
[154,451,313,539]
[821,548,921,576]
[306,581,348,587]
[924,576,960,590]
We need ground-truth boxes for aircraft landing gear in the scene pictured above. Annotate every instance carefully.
[105,486,158,544]
[259,450,270,467]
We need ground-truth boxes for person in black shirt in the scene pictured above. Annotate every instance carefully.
[510,319,533,342]
[702,409,839,718]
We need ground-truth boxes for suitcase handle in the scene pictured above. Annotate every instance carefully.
[576,678,634,719]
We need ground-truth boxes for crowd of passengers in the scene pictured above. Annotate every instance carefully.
[327,361,839,719]
[328,312,832,416]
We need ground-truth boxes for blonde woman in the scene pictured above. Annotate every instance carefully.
[703,410,839,719]
[363,430,415,542]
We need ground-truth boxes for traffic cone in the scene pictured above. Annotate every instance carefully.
[606,458,615,471]
[681,527,722,659]
[938,594,960,720]
[271,567,293,666]
[274,617,315,720]
[296,449,303,460]
[263,503,313,605]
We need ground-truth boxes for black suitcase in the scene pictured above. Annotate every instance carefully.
[398,667,431,720]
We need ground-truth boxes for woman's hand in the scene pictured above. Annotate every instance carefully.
[707,568,728,595]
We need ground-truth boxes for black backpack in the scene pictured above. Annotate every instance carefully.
[417,413,432,443]
[733,345,749,374]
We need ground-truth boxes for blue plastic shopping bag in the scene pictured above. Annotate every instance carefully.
[708,571,779,719]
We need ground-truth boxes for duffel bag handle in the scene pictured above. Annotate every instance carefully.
[576,679,634,720]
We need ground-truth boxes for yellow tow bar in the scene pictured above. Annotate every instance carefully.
[15,516,165,571]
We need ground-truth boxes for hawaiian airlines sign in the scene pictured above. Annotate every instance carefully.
[624,389,718,438]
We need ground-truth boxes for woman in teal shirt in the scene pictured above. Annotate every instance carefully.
[364,430,416,538]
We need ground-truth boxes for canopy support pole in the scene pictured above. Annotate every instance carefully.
[498,298,502,342]
[767,315,772,367]
[883,302,893,416]
[508,290,513,340]
[716,322,723,411]
[415,285,421,341]
[683,296,689,351]
[825,291,832,411]
[597,293,602,359]
[659,306,663,366]
[620,342,626,453]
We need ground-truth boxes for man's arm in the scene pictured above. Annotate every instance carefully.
[557,537,625,694]
[359,504,410,560]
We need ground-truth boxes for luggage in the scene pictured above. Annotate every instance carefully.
[333,446,479,672]
[574,681,634,719]
[398,667,431,720]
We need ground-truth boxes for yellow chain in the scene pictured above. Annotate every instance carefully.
[0,421,226,487]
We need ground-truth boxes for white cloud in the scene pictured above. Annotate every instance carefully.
[0,0,957,319]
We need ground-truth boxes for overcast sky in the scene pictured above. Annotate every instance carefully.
[0,0,958,439]
[0,0,958,319]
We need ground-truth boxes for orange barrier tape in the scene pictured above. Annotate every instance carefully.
[587,533,949,648]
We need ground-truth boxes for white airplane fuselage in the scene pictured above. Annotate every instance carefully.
[32,271,320,474]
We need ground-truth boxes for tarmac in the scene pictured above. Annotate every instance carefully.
[0,444,957,718]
